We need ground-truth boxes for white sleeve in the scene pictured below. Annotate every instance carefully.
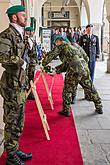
[21,61,27,70]
[28,37,34,50]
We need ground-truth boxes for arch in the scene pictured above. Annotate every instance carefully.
[82,0,90,23]
[41,0,47,7]
[40,0,90,27]
[68,0,90,25]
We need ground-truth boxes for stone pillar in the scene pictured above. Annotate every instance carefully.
[33,0,43,42]
[92,23,102,60]
[106,15,110,73]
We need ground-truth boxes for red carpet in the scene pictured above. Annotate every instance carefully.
[0,72,83,165]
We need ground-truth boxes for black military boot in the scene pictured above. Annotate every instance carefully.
[58,110,70,117]
[95,108,103,114]
[71,96,76,104]
[16,150,32,161]
[6,153,25,165]
[27,94,35,100]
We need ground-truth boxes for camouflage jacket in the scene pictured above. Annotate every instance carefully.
[72,43,89,63]
[0,24,26,87]
[24,36,38,65]
[42,42,88,74]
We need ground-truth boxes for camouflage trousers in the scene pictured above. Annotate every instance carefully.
[62,67,102,112]
[27,64,36,97]
[0,72,26,154]
[28,64,36,86]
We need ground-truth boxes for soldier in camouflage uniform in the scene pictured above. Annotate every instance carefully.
[70,42,89,103]
[0,5,32,165]
[42,35,103,117]
[24,27,38,100]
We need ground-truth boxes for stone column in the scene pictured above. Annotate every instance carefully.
[34,0,43,41]
[92,23,103,60]
[106,15,110,73]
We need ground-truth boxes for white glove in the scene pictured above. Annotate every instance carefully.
[21,61,27,70]
[28,37,34,50]
[48,67,56,76]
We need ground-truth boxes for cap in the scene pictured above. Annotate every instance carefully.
[54,35,64,42]
[25,26,34,32]
[6,5,25,15]
[86,24,93,29]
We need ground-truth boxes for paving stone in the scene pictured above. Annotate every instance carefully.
[97,117,110,129]
[101,144,110,163]
[76,130,91,144]
[88,130,110,144]
[79,118,101,129]
[80,144,109,165]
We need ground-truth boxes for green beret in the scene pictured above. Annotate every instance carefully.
[25,26,34,32]
[6,5,25,15]
[54,35,64,42]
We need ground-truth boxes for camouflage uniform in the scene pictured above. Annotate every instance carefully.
[42,42,103,114]
[0,24,26,154]
[70,43,90,101]
[28,39,38,86]
[71,42,89,63]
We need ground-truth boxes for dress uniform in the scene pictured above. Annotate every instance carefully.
[0,5,32,165]
[42,35,103,117]
[79,24,100,82]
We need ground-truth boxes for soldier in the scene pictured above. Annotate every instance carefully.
[70,42,89,104]
[79,24,100,82]
[24,26,38,100]
[42,35,103,117]
[0,5,32,165]
[60,37,89,104]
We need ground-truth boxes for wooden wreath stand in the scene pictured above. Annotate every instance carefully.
[26,69,54,140]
